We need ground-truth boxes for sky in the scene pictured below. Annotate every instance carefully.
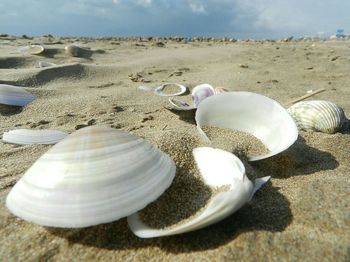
[0,0,349,39]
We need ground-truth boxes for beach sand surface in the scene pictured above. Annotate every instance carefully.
[0,36,349,261]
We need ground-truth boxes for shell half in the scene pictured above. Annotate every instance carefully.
[191,84,215,108]
[154,83,187,97]
[287,100,348,134]
[18,45,45,55]
[195,92,298,161]
[128,147,270,238]
[0,84,36,107]
[2,129,68,145]
[6,126,176,228]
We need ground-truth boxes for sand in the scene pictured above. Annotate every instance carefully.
[0,35,350,261]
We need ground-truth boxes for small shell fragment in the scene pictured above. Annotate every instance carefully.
[287,100,349,134]
[154,83,187,97]
[2,129,68,145]
[0,84,36,107]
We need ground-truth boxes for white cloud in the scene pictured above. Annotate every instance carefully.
[136,0,153,7]
[189,2,207,15]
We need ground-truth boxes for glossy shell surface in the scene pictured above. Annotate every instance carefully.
[6,126,176,228]
[2,129,68,145]
[287,100,348,134]
[0,84,36,107]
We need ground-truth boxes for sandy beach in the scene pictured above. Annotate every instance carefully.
[0,35,349,261]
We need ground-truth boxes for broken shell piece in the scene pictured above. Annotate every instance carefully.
[196,92,298,161]
[287,100,349,134]
[38,61,57,68]
[168,98,194,110]
[6,126,176,228]
[18,45,45,55]
[128,147,270,238]
[154,83,187,97]
[2,129,68,145]
[191,84,215,108]
[0,84,36,107]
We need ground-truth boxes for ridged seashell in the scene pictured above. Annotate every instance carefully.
[0,84,36,107]
[2,129,68,145]
[6,126,176,228]
[287,100,349,134]
[128,147,270,238]
[38,61,57,68]
[18,45,45,55]
[154,83,187,97]
[195,92,298,161]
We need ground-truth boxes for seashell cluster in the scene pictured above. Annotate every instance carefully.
[128,147,270,238]
[0,84,36,107]
[196,92,298,161]
[2,129,68,145]
[287,100,349,134]
[6,126,175,228]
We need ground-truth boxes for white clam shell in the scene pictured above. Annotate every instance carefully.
[287,100,348,134]
[154,83,187,97]
[195,92,298,161]
[128,147,270,238]
[65,45,84,57]
[191,84,215,108]
[0,84,36,107]
[2,129,68,145]
[6,126,176,228]
[18,45,45,55]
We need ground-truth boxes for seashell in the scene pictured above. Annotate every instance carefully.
[287,100,349,134]
[167,83,222,111]
[2,129,68,145]
[6,126,176,228]
[18,45,45,55]
[65,44,84,57]
[128,147,270,238]
[38,61,57,68]
[195,92,298,161]
[154,83,187,97]
[0,84,36,107]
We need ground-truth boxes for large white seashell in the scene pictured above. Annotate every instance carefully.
[18,45,45,55]
[128,147,270,238]
[0,84,36,107]
[195,92,298,161]
[287,100,349,134]
[2,129,68,145]
[6,126,176,228]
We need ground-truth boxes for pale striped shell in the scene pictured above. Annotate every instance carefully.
[287,100,348,134]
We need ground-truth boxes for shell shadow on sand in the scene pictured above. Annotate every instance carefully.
[251,135,339,178]
[47,183,292,253]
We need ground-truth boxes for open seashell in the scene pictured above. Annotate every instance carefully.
[195,92,298,161]
[0,84,36,107]
[38,61,57,68]
[18,45,45,55]
[128,147,270,238]
[287,100,349,134]
[168,83,222,111]
[154,83,187,97]
[2,129,68,145]
[6,126,176,228]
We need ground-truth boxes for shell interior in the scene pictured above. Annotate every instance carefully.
[154,83,187,97]
[128,147,270,238]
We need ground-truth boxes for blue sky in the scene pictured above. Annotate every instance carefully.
[0,0,349,38]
